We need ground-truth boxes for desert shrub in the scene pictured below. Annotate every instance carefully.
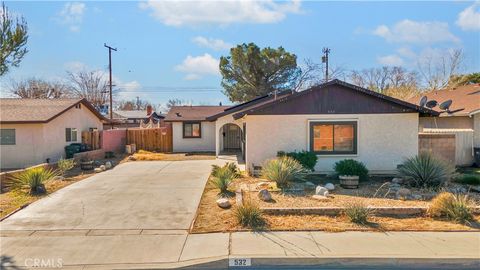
[428,192,473,223]
[344,202,372,224]
[261,157,306,189]
[212,166,236,194]
[234,199,264,228]
[454,174,480,185]
[57,158,76,175]
[211,162,240,178]
[277,150,318,171]
[12,167,58,194]
[334,159,369,181]
[398,152,455,188]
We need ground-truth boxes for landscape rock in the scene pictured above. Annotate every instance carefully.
[396,188,411,199]
[99,165,106,171]
[304,181,316,190]
[448,186,467,194]
[315,186,329,196]
[94,167,103,173]
[312,195,329,201]
[410,194,422,200]
[216,198,231,209]
[258,189,272,201]
[105,161,112,169]
[325,183,335,191]
[389,183,401,190]
[128,155,136,161]
[391,178,403,184]
[422,192,437,200]
[52,176,65,181]
[35,184,46,194]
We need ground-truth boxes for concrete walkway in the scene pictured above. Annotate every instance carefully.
[1,231,479,269]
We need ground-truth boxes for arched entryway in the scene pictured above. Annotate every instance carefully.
[221,123,242,152]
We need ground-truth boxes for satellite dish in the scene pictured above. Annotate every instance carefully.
[425,100,438,109]
[419,96,428,107]
[439,100,452,111]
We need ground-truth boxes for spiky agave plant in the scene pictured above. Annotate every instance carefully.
[398,152,455,189]
[261,157,306,189]
[212,166,236,195]
[12,167,58,194]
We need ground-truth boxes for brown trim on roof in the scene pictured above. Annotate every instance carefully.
[232,79,439,119]
[0,98,107,124]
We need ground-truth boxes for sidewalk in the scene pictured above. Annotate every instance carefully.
[1,230,479,269]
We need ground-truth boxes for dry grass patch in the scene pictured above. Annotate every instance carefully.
[128,150,215,161]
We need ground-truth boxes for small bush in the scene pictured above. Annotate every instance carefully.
[234,199,264,228]
[261,157,306,189]
[428,192,473,224]
[334,159,369,181]
[211,162,240,178]
[57,158,76,175]
[398,152,455,188]
[455,174,480,186]
[12,167,58,194]
[277,150,318,171]
[344,202,372,224]
[212,166,236,194]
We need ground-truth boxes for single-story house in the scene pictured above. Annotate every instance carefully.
[109,105,165,129]
[407,84,480,166]
[0,98,106,170]
[165,79,437,173]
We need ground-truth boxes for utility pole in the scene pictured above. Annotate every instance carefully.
[104,43,117,123]
[322,47,330,82]
[136,96,140,110]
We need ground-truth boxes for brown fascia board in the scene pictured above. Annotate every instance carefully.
[0,98,108,124]
[232,80,439,119]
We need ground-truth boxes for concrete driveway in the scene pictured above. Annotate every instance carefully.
[1,160,220,231]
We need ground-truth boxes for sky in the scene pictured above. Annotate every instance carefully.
[1,0,479,110]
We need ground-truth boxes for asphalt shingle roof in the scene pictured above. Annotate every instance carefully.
[164,106,230,121]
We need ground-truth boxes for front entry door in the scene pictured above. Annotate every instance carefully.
[223,124,241,150]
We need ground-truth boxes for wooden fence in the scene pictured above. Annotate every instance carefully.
[82,130,101,150]
[126,126,172,152]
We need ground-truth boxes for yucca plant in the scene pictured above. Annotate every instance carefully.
[57,158,76,175]
[428,192,473,224]
[398,152,455,189]
[234,199,265,228]
[344,202,372,224]
[211,162,240,178]
[261,157,306,189]
[12,167,58,194]
[212,166,236,195]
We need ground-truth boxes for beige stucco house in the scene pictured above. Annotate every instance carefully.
[165,80,437,174]
[0,98,105,170]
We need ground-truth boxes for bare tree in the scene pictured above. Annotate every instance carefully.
[294,58,346,91]
[417,48,464,91]
[166,98,185,108]
[9,77,70,98]
[116,98,152,110]
[66,70,109,109]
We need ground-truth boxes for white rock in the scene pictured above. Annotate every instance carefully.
[94,167,102,173]
[258,189,272,201]
[325,183,335,191]
[392,178,403,184]
[99,165,106,171]
[216,198,231,208]
[105,161,112,169]
[312,195,329,201]
[315,186,329,196]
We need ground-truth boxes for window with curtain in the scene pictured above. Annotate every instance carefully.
[183,122,201,138]
[310,121,357,154]
[66,128,78,142]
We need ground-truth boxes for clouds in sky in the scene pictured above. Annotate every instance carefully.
[373,20,460,44]
[456,2,480,31]
[139,0,301,27]
[175,54,220,80]
[192,36,233,51]
[377,55,404,66]
[57,2,85,32]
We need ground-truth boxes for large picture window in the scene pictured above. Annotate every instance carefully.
[0,129,16,145]
[310,121,357,154]
[183,122,201,138]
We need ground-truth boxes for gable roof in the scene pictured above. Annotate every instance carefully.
[206,91,292,121]
[0,98,106,124]
[164,106,230,122]
[233,79,439,119]
[407,84,480,117]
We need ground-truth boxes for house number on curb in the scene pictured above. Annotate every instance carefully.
[229,258,251,267]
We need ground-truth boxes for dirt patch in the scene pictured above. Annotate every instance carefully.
[125,150,216,161]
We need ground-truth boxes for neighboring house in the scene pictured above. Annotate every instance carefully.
[407,84,480,166]
[166,80,437,173]
[109,105,165,129]
[0,98,105,170]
